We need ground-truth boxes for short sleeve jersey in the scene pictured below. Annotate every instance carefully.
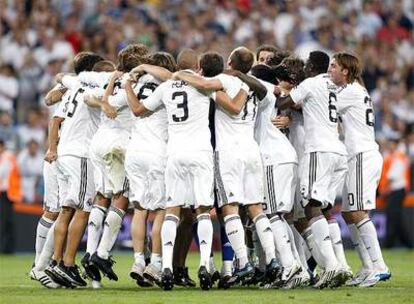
[142,71,213,155]
[290,73,347,155]
[336,81,378,156]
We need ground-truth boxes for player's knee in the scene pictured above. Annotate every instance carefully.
[43,211,59,221]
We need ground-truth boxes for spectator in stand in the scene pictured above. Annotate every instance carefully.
[0,111,18,152]
[17,139,43,204]
[0,63,18,113]
[16,108,45,151]
[0,139,21,253]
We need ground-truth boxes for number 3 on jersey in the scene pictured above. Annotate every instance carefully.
[172,91,189,122]
[328,91,338,123]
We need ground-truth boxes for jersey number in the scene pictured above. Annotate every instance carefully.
[64,88,84,117]
[328,92,338,123]
[172,91,189,122]
[364,96,375,127]
[137,82,158,100]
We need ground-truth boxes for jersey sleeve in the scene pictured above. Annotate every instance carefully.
[61,75,80,91]
[290,79,311,104]
[142,83,165,111]
[53,100,66,118]
[78,71,111,87]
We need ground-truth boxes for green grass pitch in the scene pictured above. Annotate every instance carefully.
[1,250,413,304]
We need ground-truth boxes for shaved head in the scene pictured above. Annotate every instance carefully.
[177,48,199,71]
[228,47,254,73]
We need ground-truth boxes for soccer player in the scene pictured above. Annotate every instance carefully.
[85,45,150,282]
[277,51,349,289]
[328,52,390,287]
[45,52,105,287]
[255,44,279,65]
[174,47,279,286]
[123,52,176,287]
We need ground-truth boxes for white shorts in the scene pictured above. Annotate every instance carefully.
[56,155,95,212]
[89,127,130,196]
[215,149,264,208]
[300,152,348,209]
[263,162,297,214]
[342,150,383,212]
[165,151,214,209]
[125,150,166,211]
[43,161,60,213]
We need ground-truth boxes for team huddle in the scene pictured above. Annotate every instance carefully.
[29,43,391,291]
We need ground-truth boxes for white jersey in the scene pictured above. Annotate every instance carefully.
[214,73,258,150]
[55,79,101,158]
[128,74,168,155]
[255,80,297,164]
[142,71,213,155]
[290,73,347,155]
[336,81,378,157]
[288,109,305,160]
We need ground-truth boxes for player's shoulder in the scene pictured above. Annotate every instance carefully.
[340,81,368,98]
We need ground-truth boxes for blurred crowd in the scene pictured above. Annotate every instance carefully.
[0,0,413,204]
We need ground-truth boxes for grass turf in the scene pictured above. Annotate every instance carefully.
[0,250,413,304]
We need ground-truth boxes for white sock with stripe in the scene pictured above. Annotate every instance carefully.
[357,218,387,271]
[97,207,125,260]
[328,219,350,270]
[253,213,276,264]
[310,216,338,270]
[34,222,56,271]
[35,216,55,266]
[86,205,107,255]
[224,214,248,267]
[270,215,293,269]
[161,214,179,271]
[348,223,373,270]
[197,213,213,271]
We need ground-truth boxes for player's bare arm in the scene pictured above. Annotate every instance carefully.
[214,86,249,115]
[84,94,117,119]
[173,71,222,91]
[124,76,149,116]
[130,64,172,82]
[44,116,64,163]
[224,69,267,101]
[44,84,68,106]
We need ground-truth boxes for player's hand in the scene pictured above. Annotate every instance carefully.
[278,80,293,91]
[102,102,117,119]
[122,74,135,89]
[111,70,124,80]
[271,115,291,129]
[130,65,146,77]
[44,150,57,163]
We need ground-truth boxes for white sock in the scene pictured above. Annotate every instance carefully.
[285,221,302,265]
[35,216,55,266]
[224,214,248,267]
[357,218,387,271]
[348,223,372,270]
[253,213,276,264]
[221,260,233,276]
[197,213,213,271]
[35,222,55,271]
[291,224,309,271]
[310,216,338,270]
[86,205,107,255]
[161,214,179,271]
[270,215,293,269]
[97,207,125,260]
[252,229,266,271]
[328,220,350,270]
[151,253,162,270]
[302,227,324,268]
[134,252,145,267]
[209,256,217,273]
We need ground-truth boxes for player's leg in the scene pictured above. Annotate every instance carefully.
[342,151,389,287]
[172,208,196,287]
[144,208,165,285]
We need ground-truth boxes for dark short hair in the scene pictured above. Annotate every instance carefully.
[118,53,149,72]
[150,52,177,72]
[199,52,224,77]
[73,52,104,74]
[118,43,149,58]
[255,44,279,61]
[250,64,277,84]
[266,50,291,68]
[229,47,254,73]
[275,56,305,86]
[308,51,330,74]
